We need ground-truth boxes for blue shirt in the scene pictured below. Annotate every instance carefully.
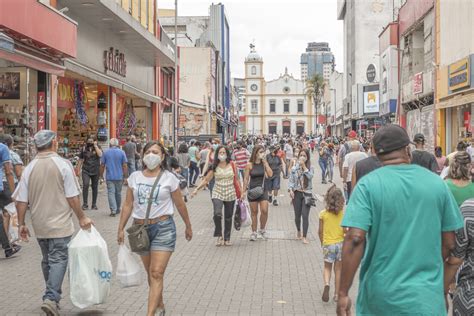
[0,143,12,191]
[101,147,127,181]
[342,164,463,315]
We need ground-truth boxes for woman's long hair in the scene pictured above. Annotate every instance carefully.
[142,141,169,171]
[212,145,231,171]
[325,185,345,214]
[249,145,265,164]
[298,149,311,189]
[448,151,471,181]
[178,143,188,154]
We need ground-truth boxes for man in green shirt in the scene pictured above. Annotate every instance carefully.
[337,125,464,315]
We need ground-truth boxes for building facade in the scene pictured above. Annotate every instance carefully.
[300,42,335,81]
[327,71,344,136]
[244,46,312,135]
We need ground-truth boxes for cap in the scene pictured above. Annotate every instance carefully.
[413,133,425,143]
[347,130,357,138]
[34,130,56,148]
[373,125,412,155]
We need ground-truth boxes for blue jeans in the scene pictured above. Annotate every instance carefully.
[180,168,189,187]
[38,236,71,303]
[319,159,328,182]
[189,161,200,185]
[127,161,136,175]
[327,159,334,181]
[106,180,123,214]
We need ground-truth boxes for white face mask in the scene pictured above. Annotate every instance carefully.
[143,153,162,170]
[300,156,307,162]
[218,154,227,162]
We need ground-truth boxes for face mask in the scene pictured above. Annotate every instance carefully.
[218,154,227,162]
[143,153,162,170]
[212,144,218,150]
[300,156,307,162]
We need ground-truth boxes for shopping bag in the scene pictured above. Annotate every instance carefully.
[68,226,112,309]
[239,199,247,223]
[241,200,252,228]
[116,244,142,287]
[234,200,242,231]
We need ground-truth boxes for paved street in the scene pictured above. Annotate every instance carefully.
[0,156,358,315]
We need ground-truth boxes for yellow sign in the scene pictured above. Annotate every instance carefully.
[449,57,470,91]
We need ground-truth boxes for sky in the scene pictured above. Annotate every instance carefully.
[158,0,343,80]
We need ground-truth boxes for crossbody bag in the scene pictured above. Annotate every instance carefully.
[126,170,164,253]
[297,169,316,207]
[247,163,266,200]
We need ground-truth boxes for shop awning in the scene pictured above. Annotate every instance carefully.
[58,0,175,67]
[0,48,66,76]
[65,59,160,103]
[437,89,474,109]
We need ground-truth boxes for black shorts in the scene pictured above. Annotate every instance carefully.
[0,182,13,209]
[248,190,269,203]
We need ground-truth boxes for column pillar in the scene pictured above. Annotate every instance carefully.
[50,75,58,132]
[109,88,117,139]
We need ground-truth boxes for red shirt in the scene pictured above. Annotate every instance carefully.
[233,149,249,170]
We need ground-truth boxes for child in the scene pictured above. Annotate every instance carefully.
[169,157,189,202]
[318,185,345,303]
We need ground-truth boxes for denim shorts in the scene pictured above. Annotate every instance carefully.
[265,176,281,190]
[322,242,343,263]
[137,216,177,256]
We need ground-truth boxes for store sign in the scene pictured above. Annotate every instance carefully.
[366,64,377,83]
[104,47,127,77]
[413,72,423,94]
[37,92,46,130]
[449,57,470,91]
[363,90,380,114]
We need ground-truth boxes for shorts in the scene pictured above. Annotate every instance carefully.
[248,189,269,203]
[137,216,177,256]
[322,242,343,263]
[265,176,281,191]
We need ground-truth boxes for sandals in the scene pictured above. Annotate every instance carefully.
[322,285,330,302]
[216,237,224,246]
[224,241,232,246]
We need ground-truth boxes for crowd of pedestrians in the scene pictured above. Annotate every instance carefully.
[3,124,474,315]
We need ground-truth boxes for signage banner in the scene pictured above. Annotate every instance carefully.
[363,85,380,114]
[57,77,75,108]
[37,92,46,130]
[413,72,423,94]
[449,57,470,91]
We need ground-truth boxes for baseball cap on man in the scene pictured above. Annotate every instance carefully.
[347,130,357,138]
[373,124,412,155]
[413,133,425,143]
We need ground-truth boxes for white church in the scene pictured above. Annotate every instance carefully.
[243,45,314,135]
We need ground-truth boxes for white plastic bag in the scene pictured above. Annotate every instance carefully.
[68,226,112,309]
[241,200,252,228]
[116,244,142,287]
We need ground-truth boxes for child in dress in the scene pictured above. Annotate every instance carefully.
[318,185,345,303]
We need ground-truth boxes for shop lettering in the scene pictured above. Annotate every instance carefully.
[104,47,127,77]
[37,92,45,130]
[58,79,75,107]
[449,72,467,87]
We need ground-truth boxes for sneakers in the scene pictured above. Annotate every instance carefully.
[91,205,98,210]
[249,232,258,241]
[259,230,268,240]
[273,199,279,206]
[41,299,59,316]
[82,204,88,210]
[5,244,21,258]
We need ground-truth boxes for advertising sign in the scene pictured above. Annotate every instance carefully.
[413,72,423,94]
[363,85,379,114]
[366,64,377,83]
[37,92,46,130]
[449,57,470,91]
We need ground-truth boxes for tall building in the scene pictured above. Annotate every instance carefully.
[300,42,335,81]
[244,45,313,135]
[159,4,235,140]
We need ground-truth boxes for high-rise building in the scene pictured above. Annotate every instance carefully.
[300,42,335,81]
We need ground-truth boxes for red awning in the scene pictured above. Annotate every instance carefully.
[0,49,65,76]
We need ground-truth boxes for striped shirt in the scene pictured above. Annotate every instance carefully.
[233,149,249,170]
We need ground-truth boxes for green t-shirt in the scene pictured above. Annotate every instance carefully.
[342,164,463,315]
[445,179,474,206]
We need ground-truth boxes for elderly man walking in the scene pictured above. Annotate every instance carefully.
[14,130,93,316]
[100,138,128,217]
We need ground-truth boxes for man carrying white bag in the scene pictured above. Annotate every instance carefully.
[68,226,113,309]
[14,130,93,316]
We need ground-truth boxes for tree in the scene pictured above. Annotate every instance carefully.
[305,73,326,114]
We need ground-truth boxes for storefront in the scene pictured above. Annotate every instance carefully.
[437,55,474,153]
[0,0,77,162]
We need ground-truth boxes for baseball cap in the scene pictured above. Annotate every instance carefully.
[373,124,412,155]
[347,130,357,138]
[413,133,425,143]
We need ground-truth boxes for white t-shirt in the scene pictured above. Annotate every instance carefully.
[128,170,180,219]
[343,151,368,181]
[284,144,293,159]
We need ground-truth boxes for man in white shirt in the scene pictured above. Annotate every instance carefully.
[343,140,368,200]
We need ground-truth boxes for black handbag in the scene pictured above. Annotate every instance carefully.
[126,170,164,253]
[298,171,316,207]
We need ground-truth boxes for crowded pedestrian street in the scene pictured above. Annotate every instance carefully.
[0,155,357,316]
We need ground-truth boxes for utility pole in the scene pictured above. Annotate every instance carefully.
[173,0,178,148]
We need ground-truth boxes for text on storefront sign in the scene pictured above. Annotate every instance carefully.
[449,57,470,91]
[37,92,45,130]
[104,47,127,77]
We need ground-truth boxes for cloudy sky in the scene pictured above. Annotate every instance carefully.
[158,0,343,80]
